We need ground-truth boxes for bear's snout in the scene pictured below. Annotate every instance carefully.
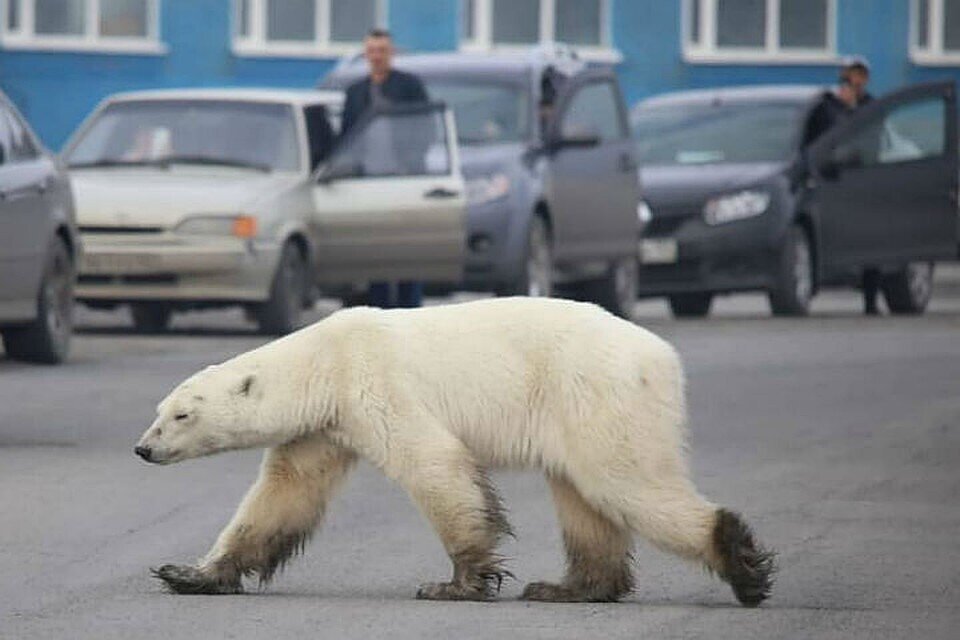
[134,445,153,462]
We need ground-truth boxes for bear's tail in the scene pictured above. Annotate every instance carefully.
[712,508,776,607]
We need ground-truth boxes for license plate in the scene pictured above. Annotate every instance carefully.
[82,253,163,274]
[640,239,678,265]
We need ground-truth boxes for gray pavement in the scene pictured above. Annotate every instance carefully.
[2,280,960,639]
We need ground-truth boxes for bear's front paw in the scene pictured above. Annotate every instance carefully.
[151,564,243,595]
[521,581,582,602]
[416,581,492,602]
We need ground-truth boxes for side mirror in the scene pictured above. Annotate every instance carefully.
[547,132,601,152]
[317,159,363,184]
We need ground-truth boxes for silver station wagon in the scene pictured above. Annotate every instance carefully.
[63,88,466,333]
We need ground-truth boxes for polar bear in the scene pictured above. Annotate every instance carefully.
[135,297,774,605]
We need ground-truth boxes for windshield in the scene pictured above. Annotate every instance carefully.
[426,81,530,144]
[65,100,300,171]
[632,101,805,165]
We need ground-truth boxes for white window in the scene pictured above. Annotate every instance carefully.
[461,0,618,62]
[234,0,388,58]
[0,0,163,54]
[911,0,960,64]
[683,0,837,64]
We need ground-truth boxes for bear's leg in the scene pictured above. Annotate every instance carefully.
[153,434,355,595]
[522,475,634,603]
[389,435,512,601]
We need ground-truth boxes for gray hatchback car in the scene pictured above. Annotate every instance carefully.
[0,91,79,364]
[323,46,641,318]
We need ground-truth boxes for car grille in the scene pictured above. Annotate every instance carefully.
[79,226,165,234]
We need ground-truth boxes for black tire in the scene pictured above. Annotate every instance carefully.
[882,262,934,315]
[255,242,308,335]
[563,258,638,320]
[497,216,553,297]
[768,225,814,317]
[668,293,713,318]
[340,291,369,308]
[2,237,74,364]
[130,303,172,333]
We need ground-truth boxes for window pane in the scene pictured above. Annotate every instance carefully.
[716,0,765,48]
[945,0,960,50]
[879,98,945,163]
[266,0,315,42]
[689,0,700,43]
[492,0,539,45]
[462,0,475,39]
[100,0,148,37]
[780,0,827,48]
[331,0,376,43]
[428,81,531,143]
[917,0,929,48]
[35,0,86,35]
[334,109,450,178]
[7,0,20,30]
[556,0,601,46]
[0,107,39,162]
[238,0,250,37]
[561,82,623,142]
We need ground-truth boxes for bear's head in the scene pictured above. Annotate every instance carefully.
[135,364,274,464]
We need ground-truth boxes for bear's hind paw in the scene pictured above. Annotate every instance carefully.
[151,564,243,595]
[415,581,493,602]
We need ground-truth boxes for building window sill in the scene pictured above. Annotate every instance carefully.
[0,36,167,56]
[910,50,960,66]
[232,41,361,60]
[683,47,840,66]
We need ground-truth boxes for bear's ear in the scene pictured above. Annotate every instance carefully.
[236,375,256,397]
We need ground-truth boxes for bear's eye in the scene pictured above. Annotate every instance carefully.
[174,413,189,421]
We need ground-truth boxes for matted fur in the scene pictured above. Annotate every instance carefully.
[137,297,774,605]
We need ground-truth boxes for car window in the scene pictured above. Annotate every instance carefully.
[0,103,40,164]
[303,105,335,170]
[66,100,300,171]
[328,107,451,179]
[834,97,946,167]
[427,81,530,144]
[560,81,625,143]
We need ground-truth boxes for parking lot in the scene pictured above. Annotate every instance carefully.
[2,272,959,639]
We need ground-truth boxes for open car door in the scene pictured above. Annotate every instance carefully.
[311,103,466,284]
[808,81,958,271]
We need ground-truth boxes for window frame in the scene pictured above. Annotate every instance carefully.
[910,0,960,65]
[682,0,838,65]
[459,0,621,63]
[233,0,389,59]
[0,0,165,55]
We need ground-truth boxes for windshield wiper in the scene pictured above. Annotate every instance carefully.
[67,158,167,169]
[160,155,272,172]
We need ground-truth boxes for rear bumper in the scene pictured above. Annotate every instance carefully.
[76,232,280,303]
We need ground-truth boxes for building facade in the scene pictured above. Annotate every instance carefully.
[1,0,958,149]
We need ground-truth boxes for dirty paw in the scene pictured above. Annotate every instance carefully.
[521,581,582,602]
[415,581,492,601]
[151,564,242,595]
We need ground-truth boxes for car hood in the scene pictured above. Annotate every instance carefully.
[69,168,301,229]
[458,142,526,178]
[639,162,788,210]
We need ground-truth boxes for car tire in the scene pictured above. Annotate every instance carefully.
[768,225,814,317]
[255,241,308,335]
[668,293,713,318]
[130,303,172,333]
[563,258,638,320]
[2,237,74,364]
[882,262,934,315]
[498,216,553,298]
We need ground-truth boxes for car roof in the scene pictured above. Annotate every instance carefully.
[636,84,826,110]
[103,87,344,107]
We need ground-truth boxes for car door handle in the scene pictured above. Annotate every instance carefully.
[424,187,460,200]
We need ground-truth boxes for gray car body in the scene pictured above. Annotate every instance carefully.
[322,50,640,291]
[0,91,79,326]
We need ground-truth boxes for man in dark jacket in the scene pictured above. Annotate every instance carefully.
[341,28,429,309]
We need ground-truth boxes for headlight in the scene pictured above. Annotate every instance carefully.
[465,173,512,206]
[175,215,258,238]
[637,199,653,225]
[703,190,770,225]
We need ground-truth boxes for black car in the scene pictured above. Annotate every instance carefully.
[631,82,958,317]
[322,46,641,318]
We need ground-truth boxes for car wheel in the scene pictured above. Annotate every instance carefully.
[2,237,74,364]
[255,241,308,335]
[130,303,172,333]
[882,262,933,315]
[563,258,638,320]
[498,216,553,298]
[668,293,713,318]
[768,225,814,317]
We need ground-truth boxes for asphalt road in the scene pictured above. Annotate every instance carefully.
[2,284,959,639]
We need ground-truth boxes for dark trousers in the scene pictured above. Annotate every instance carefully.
[368,281,423,309]
[863,267,881,314]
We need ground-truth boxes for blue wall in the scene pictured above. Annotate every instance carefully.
[2,0,958,149]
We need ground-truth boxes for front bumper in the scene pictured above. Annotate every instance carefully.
[637,208,782,297]
[76,231,280,303]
